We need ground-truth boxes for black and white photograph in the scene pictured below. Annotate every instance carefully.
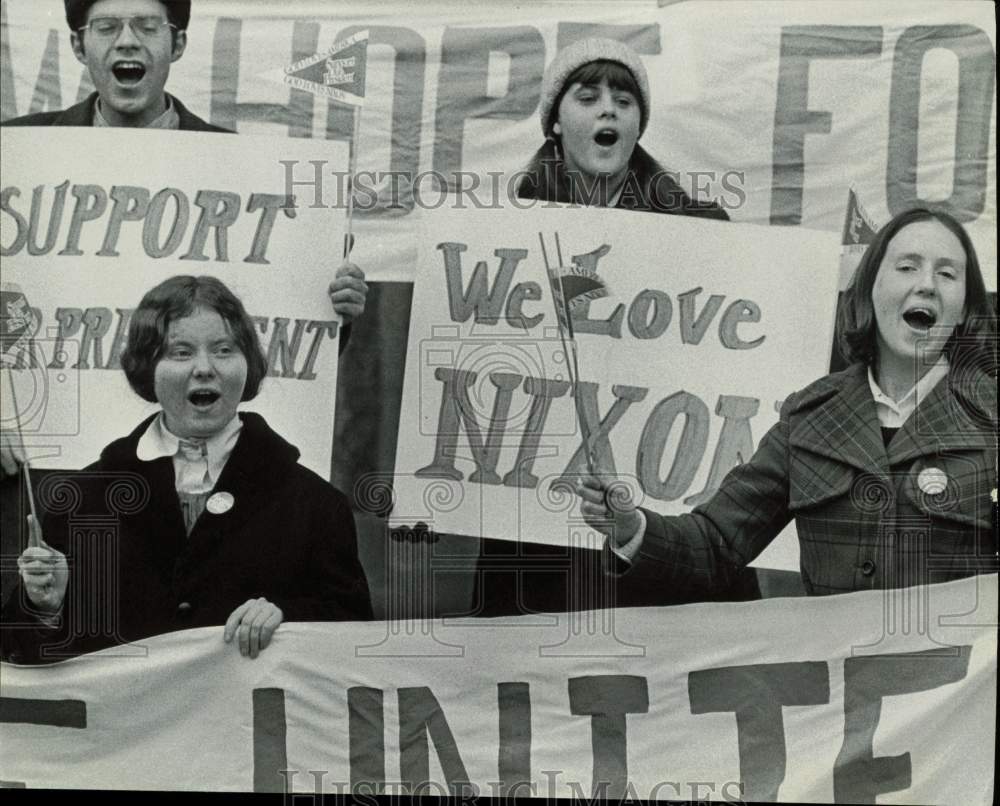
[1,1,996,803]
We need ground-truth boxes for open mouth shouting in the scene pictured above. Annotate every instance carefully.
[111,60,147,86]
[188,389,222,410]
[594,128,620,148]
[901,306,938,333]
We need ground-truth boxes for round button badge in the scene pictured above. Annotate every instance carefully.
[207,491,235,515]
[917,467,948,496]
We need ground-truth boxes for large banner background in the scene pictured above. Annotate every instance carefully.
[1,128,345,477]
[1,575,996,803]
[1,0,995,282]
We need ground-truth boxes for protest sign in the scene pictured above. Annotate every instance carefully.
[0,128,345,477]
[392,205,839,569]
[1,574,995,804]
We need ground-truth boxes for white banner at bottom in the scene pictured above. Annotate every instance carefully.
[1,575,996,804]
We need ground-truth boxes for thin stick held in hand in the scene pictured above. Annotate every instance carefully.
[555,232,596,475]
[4,364,38,546]
[343,108,362,259]
[540,232,596,476]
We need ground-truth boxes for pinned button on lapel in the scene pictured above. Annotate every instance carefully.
[917,467,948,496]
[207,492,235,515]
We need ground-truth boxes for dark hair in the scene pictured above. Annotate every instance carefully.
[121,275,267,404]
[66,0,192,31]
[837,206,996,371]
[545,59,644,138]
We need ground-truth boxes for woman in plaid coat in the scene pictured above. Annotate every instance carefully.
[578,207,997,595]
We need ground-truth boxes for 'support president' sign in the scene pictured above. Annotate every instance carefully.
[1,575,995,803]
[0,128,345,477]
[392,205,839,568]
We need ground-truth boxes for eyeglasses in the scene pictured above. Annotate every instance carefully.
[78,16,177,40]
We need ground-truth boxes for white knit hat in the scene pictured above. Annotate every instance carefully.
[538,37,651,138]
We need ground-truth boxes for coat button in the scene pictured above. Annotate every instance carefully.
[176,601,194,618]
[860,560,876,576]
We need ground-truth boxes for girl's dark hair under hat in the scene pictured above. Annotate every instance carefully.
[546,60,645,139]
[65,0,192,31]
[121,275,268,404]
[538,37,651,139]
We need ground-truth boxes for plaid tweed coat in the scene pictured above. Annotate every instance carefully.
[622,362,997,595]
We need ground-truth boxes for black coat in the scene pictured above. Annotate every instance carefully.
[1,412,372,664]
[1,91,232,131]
[516,141,730,220]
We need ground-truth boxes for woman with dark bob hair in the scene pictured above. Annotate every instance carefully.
[3,275,372,664]
[576,207,997,596]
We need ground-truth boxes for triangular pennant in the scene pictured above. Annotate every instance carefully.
[558,269,611,310]
[0,283,37,357]
[841,186,879,247]
[284,30,369,106]
[838,187,884,288]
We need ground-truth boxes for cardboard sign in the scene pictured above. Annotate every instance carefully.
[393,205,838,571]
[0,128,346,477]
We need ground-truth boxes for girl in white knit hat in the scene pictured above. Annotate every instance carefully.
[477,40,750,619]
[517,37,728,219]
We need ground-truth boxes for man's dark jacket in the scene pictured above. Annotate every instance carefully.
[1,91,231,131]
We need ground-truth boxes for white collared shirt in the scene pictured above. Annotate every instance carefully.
[94,95,180,129]
[867,357,949,428]
[136,413,243,493]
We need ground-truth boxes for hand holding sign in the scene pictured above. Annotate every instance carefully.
[328,261,368,325]
[17,515,69,614]
[576,475,644,548]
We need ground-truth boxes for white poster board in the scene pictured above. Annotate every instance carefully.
[393,205,840,569]
[1,128,346,478]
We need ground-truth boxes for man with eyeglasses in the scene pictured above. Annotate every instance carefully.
[1,0,368,327]
[2,0,224,130]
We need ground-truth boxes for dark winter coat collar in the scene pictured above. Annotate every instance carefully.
[101,411,298,469]
[787,362,996,476]
[22,91,231,132]
[98,412,303,546]
[516,141,729,220]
